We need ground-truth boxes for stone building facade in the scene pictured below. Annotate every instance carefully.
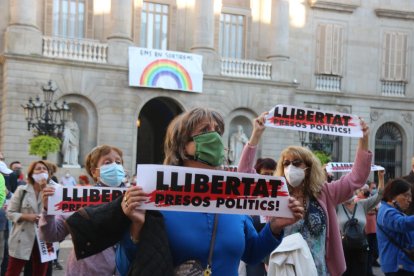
[0,0,413,180]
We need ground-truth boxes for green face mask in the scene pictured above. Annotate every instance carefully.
[192,131,225,167]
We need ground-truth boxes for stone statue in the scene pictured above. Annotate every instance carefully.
[229,125,249,165]
[62,114,80,166]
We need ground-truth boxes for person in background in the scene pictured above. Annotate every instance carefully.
[238,112,372,276]
[244,157,278,276]
[377,178,414,275]
[254,158,277,176]
[0,156,11,276]
[59,171,76,187]
[9,162,26,187]
[39,145,126,275]
[41,161,63,273]
[45,162,58,184]
[403,157,414,215]
[0,156,17,195]
[6,160,50,276]
[337,170,384,276]
[0,173,7,276]
[356,184,371,201]
[366,181,381,273]
[78,175,91,186]
[130,174,137,187]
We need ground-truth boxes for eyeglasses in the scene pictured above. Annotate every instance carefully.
[282,159,304,168]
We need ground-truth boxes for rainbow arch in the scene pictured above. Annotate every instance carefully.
[140,59,193,91]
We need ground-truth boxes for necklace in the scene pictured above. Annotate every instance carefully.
[303,196,307,215]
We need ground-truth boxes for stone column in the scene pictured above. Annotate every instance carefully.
[267,0,292,82]
[5,0,42,55]
[191,0,219,75]
[107,0,133,66]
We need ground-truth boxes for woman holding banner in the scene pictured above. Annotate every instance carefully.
[39,145,126,276]
[6,161,51,276]
[61,107,304,276]
[237,112,372,276]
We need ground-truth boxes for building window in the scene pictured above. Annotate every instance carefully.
[315,23,344,91]
[381,31,408,96]
[52,0,85,38]
[141,2,169,50]
[219,13,245,59]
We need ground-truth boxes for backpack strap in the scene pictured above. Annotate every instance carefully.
[342,203,358,220]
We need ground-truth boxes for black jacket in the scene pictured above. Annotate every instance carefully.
[66,196,174,276]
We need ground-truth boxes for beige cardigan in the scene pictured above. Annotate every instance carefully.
[7,184,43,260]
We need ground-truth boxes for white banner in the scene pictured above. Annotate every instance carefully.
[137,165,293,218]
[325,162,385,173]
[35,226,57,263]
[129,47,203,93]
[47,186,126,215]
[264,104,363,137]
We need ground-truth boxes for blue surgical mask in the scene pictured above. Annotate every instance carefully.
[99,163,125,187]
[371,188,377,195]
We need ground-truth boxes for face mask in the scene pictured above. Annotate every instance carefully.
[32,173,49,183]
[13,169,22,176]
[284,165,306,188]
[371,188,377,195]
[192,132,225,167]
[65,173,70,178]
[99,163,125,187]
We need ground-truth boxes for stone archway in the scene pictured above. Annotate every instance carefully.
[374,122,403,180]
[136,97,183,165]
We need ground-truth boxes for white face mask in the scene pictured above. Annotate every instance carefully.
[32,172,49,183]
[284,165,306,188]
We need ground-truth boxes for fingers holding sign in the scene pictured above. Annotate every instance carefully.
[269,197,304,236]
[42,186,55,212]
[122,186,148,225]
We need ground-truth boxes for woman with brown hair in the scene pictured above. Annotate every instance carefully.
[39,145,126,275]
[59,107,304,276]
[6,160,50,276]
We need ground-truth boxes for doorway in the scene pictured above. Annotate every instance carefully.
[374,122,403,181]
[136,97,183,166]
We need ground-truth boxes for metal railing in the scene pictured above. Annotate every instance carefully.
[43,36,108,63]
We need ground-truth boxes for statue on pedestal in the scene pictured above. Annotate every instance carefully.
[62,113,80,167]
[229,125,249,165]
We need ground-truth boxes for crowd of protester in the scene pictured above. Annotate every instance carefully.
[0,108,413,276]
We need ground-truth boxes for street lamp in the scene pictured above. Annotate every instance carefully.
[21,80,70,137]
[298,131,307,146]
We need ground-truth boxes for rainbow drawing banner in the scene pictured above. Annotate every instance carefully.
[129,47,203,93]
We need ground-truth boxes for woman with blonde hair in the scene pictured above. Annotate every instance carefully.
[238,112,372,276]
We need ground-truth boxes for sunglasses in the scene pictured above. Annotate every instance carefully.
[282,159,304,168]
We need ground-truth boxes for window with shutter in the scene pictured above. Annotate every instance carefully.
[315,23,344,92]
[381,31,408,96]
[315,23,343,75]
